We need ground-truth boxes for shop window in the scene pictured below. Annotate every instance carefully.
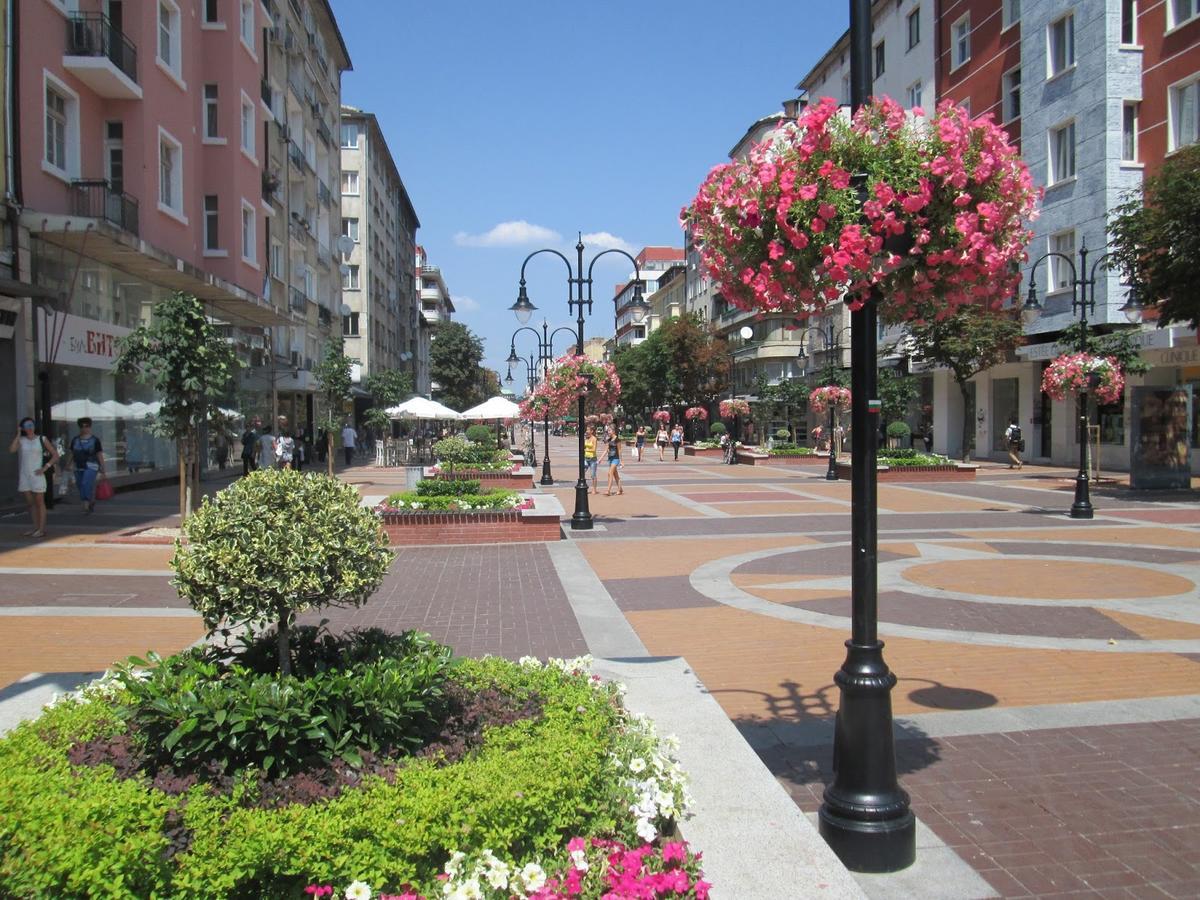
[1097,400,1125,445]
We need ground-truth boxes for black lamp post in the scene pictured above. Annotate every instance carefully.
[511,236,649,530]
[817,0,915,873]
[726,324,754,458]
[508,321,579,486]
[1023,239,1144,519]
[798,315,852,482]
[505,354,539,469]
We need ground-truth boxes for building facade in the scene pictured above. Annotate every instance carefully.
[613,246,684,346]
[339,106,420,410]
[416,244,453,396]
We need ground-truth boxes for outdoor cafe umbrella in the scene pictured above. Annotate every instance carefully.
[384,396,461,420]
[458,396,520,420]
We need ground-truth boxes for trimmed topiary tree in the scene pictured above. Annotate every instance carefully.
[171,468,393,675]
[710,422,726,437]
[465,424,495,447]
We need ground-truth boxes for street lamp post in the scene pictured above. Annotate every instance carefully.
[504,353,539,469]
[508,321,579,486]
[798,316,852,482]
[727,325,754,458]
[817,0,915,873]
[1023,240,1144,519]
[510,236,649,530]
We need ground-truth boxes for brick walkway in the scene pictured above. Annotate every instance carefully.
[2,440,1198,897]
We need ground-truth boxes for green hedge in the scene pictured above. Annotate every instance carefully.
[0,659,633,898]
[769,447,816,457]
[383,489,519,512]
[415,479,482,497]
[877,448,950,467]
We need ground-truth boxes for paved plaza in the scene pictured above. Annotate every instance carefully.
[2,443,1198,898]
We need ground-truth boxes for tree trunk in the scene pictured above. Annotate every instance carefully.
[958,381,974,462]
[177,440,187,520]
[327,430,335,477]
[276,603,291,676]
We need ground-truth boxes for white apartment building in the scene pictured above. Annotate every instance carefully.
[613,247,685,346]
[416,245,453,396]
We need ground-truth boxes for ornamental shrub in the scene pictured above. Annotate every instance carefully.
[886,421,912,439]
[415,478,482,497]
[465,424,495,447]
[171,468,392,675]
[774,428,791,441]
[709,422,726,436]
[383,489,520,512]
[770,447,817,457]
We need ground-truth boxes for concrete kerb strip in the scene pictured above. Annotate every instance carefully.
[595,657,866,900]
[545,541,646,658]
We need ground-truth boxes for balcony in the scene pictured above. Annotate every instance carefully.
[317,180,332,206]
[63,13,141,100]
[289,286,307,311]
[261,78,272,108]
[287,141,307,172]
[69,180,139,236]
[316,118,332,147]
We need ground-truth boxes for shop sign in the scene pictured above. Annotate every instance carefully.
[38,310,132,370]
[1143,346,1200,367]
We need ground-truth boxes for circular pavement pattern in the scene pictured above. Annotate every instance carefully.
[902,558,1195,601]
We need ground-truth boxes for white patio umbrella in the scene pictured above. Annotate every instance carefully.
[385,396,461,420]
[459,396,520,420]
[51,398,127,421]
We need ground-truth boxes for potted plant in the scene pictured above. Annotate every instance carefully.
[886,420,912,449]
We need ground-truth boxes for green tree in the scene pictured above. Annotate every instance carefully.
[114,292,240,518]
[362,368,414,434]
[771,378,809,442]
[878,367,919,430]
[1108,143,1200,331]
[312,336,353,475]
[430,321,485,411]
[658,314,730,408]
[905,304,1025,461]
[613,331,669,420]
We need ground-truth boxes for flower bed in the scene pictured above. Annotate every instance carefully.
[0,650,695,898]
[736,448,830,466]
[683,445,725,458]
[834,458,977,482]
[377,492,563,546]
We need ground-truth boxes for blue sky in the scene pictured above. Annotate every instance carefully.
[332,0,847,393]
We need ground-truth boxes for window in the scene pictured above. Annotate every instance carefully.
[1169,0,1199,29]
[1097,400,1124,445]
[105,121,124,194]
[343,312,360,337]
[1049,13,1075,77]
[158,1,180,74]
[204,195,220,251]
[45,85,68,172]
[1003,67,1021,122]
[270,241,283,279]
[1049,120,1076,183]
[343,265,360,290]
[907,9,920,49]
[342,217,359,243]
[907,80,923,109]
[203,0,219,24]
[1169,76,1199,150]
[241,202,256,263]
[240,94,255,157]
[203,84,219,139]
[1049,230,1076,292]
[158,129,184,218]
[239,0,253,46]
[1122,101,1139,161]
[1121,0,1137,44]
[874,41,885,79]
[1003,0,1020,29]
[340,123,359,148]
[952,15,970,69]
[340,171,359,195]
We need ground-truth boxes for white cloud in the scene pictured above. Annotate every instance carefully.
[580,231,636,255]
[454,220,562,248]
[453,295,481,313]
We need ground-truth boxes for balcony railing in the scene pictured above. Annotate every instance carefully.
[317,181,332,206]
[66,13,138,85]
[287,141,306,170]
[261,78,272,107]
[70,180,139,236]
[289,286,307,311]
[316,118,332,147]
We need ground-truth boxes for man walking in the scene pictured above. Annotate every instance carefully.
[1004,417,1023,469]
[257,424,276,471]
[240,420,259,476]
[341,421,357,467]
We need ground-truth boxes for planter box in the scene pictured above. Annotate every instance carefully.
[380,493,563,546]
[684,446,724,457]
[737,451,829,466]
[428,466,535,490]
[834,461,978,482]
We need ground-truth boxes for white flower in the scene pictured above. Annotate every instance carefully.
[518,656,541,668]
[518,862,547,893]
[444,851,467,877]
[570,849,589,872]
[448,878,482,900]
[628,757,647,774]
[345,881,372,900]
[636,816,659,842]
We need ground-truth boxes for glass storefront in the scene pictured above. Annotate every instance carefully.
[991,377,1018,452]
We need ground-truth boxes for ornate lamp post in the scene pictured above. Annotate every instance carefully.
[505,353,539,469]
[817,0,915,872]
[727,324,754,454]
[508,321,579,486]
[1023,240,1144,519]
[510,236,649,530]
[798,315,852,482]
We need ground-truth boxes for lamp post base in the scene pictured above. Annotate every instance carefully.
[570,481,593,530]
[825,456,838,481]
[1070,473,1093,519]
[540,456,554,486]
[818,640,915,874]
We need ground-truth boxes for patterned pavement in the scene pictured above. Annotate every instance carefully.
[2,441,1198,897]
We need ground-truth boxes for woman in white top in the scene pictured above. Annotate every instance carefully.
[8,417,60,538]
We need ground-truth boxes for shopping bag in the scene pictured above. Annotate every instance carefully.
[95,479,115,501]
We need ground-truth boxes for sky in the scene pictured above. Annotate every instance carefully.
[332,0,848,394]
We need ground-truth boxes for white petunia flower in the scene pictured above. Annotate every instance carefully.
[636,816,659,842]
[444,851,467,877]
[518,862,547,893]
[570,849,589,872]
[345,881,372,900]
[449,878,482,900]
[518,656,541,668]
[628,757,647,774]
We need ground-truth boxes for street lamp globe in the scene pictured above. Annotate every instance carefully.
[1120,285,1145,324]
[510,283,536,324]
[739,325,754,340]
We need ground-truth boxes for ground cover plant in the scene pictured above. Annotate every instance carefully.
[876,448,952,467]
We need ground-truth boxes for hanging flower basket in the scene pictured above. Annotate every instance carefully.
[685,406,708,421]
[652,410,672,425]
[683,98,1038,322]
[523,355,621,419]
[1041,353,1125,405]
[809,386,852,415]
[718,399,751,418]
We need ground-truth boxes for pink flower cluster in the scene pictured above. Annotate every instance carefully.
[718,399,750,419]
[652,410,672,425]
[1040,353,1125,405]
[521,355,621,420]
[526,838,710,900]
[684,406,708,421]
[809,385,852,415]
[683,97,1039,324]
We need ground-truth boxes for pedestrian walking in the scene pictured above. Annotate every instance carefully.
[240,421,258,476]
[341,422,357,467]
[274,429,295,470]
[635,426,646,462]
[655,424,669,461]
[583,425,599,494]
[291,426,306,470]
[670,424,683,461]
[9,417,59,538]
[1004,417,1023,469]
[69,417,107,514]
[257,425,276,470]
[604,427,623,495]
